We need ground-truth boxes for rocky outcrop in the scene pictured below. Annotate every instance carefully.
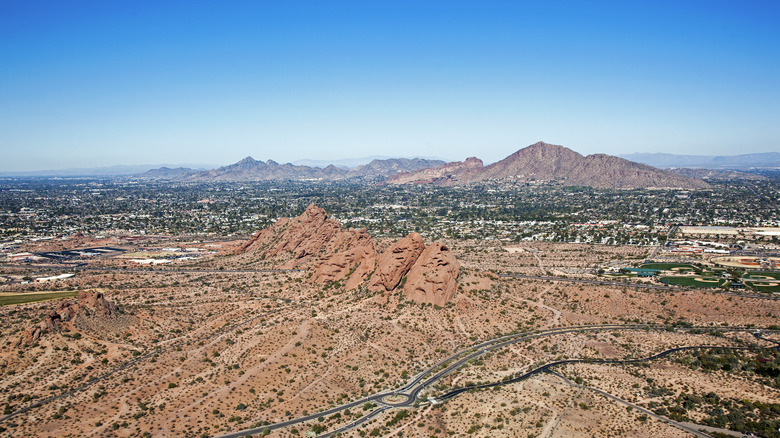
[368,232,426,292]
[311,230,378,290]
[403,243,460,306]
[239,204,378,270]
[17,290,119,347]
[241,204,380,287]
[76,290,118,317]
[241,206,461,303]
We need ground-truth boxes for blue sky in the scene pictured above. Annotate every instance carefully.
[1,0,779,171]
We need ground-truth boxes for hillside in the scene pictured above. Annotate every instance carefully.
[388,142,710,189]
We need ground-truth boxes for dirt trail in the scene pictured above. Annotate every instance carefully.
[453,315,468,337]
[536,286,562,329]
[174,319,311,417]
[526,247,545,275]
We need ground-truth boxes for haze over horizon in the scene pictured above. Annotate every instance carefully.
[2,1,779,172]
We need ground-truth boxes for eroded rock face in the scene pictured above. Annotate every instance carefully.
[240,206,461,302]
[240,204,380,286]
[404,243,460,306]
[16,290,119,347]
[311,229,378,290]
[76,290,118,317]
[368,232,425,292]
[239,204,343,264]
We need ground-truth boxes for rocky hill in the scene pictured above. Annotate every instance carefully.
[387,157,484,184]
[174,157,445,182]
[139,166,194,179]
[17,290,121,347]
[240,205,460,305]
[347,158,445,178]
[388,142,710,189]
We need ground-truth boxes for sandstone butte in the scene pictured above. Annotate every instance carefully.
[17,290,118,347]
[403,242,460,306]
[367,232,426,292]
[240,204,460,304]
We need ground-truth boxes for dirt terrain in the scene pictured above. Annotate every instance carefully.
[0,222,778,438]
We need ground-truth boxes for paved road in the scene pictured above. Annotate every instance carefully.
[437,343,774,402]
[214,325,780,438]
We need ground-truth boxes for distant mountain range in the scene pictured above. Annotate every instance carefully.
[292,155,446,169]
[388,142,710,189]
[140,142,713,189]
[666,168,767,181]
[4,147,774,185]
[172,157,446,181]
[619,152,780,169]
[0,163,213,177]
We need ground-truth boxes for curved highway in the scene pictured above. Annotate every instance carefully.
[215,325,779,438]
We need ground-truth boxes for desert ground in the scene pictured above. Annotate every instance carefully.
[0,233,778,438]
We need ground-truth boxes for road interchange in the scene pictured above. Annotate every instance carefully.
[215,325,779,438]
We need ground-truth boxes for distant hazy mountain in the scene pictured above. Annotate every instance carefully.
[177,157,446,181]
[388,142,709,189]
[667,168,767,181]
[292,155,446,169]
[620,152,780,169]
[0,163,214,177]
[139,167,196,179]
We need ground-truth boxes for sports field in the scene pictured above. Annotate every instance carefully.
[0,290,77,306]
[659,276,726,288]
[641,263,699,272]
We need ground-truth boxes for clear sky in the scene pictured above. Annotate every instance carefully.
[1,0,779,171]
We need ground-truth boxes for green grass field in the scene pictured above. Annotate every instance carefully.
[0,291,76,306]
[659,276,726,288]
[641,263,700,272]
[744,281,780,293]
[744,271,780,281]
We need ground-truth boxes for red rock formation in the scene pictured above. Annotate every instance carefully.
[241,204,380,287]
[240,206,461,302]
[76,290,118,317]
[311,229,378,290]
[368,232,426,292]
[239,204,344,263]
[16,290,118,347]
[403,243,460,306]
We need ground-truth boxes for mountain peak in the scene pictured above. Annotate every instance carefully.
[528,141,557,148]
[389,142,709,189]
